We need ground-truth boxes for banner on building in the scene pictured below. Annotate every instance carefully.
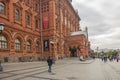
[43,40,49,51]
[43,16,48,29]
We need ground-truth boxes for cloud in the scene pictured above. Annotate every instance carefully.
[72,0,120,49]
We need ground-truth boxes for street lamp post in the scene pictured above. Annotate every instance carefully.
[40,0,44,60]
[0,23,4,34]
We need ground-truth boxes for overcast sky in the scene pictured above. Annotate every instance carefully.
[72,0,120,50]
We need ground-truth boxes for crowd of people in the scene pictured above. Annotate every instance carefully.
[101,55,119,62]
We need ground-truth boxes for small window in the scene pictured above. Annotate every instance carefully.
[15,38,21,51]
[35,3,38,11]
[15,9,20,21]
[26,15,30,26]
[0,2,5,14]
[0,35,7,49]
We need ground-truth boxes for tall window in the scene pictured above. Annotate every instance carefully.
[0,2,5,14]
[26,40,31,51]
[36,42,39,52]
[15,9,20,21]
[26,15,30,26]
[35,19,38,28]
[15,38,21,51]
[35,3,38,11]
[0,35,7,49]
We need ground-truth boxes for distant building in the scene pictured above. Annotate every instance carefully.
[66,29,90,58]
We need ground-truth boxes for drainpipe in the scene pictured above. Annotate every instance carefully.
[40,0,44,60]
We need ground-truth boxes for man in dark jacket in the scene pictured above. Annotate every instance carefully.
[0,60,3,72]
[47,56,53,72]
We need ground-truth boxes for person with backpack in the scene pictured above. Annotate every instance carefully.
[47,56,53,73]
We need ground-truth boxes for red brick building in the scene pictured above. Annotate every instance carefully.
[42,0,83,59]
[0,0,90,62]
[66,28,90,58]
[0,0,41,62]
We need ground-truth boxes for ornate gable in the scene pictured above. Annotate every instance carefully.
[13,1,22,9]
[35,13,40,19]
[25,7,32,14]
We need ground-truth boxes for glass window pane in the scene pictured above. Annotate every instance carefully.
[0,2,5,14]
[0,36,7,41]
[15,38,21,51]
[35,20,38,28]
[15,9,19,21]
[36,42,39,52]
[26,15,30,25]
[0,35,7,49]
[27,41,31,51]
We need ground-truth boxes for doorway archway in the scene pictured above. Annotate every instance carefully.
[69,46,77,57]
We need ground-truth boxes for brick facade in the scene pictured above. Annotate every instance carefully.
[0,0,41,62]
[42,0,81,59]
[0,0,90,62]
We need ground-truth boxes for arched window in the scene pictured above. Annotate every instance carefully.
[36,42,39,52]
[0,35,7,49]
[26,15,30,25]
[0,2,5,14]
[15,38,21,51]
[26,40,31,51]
[15,9,20,21]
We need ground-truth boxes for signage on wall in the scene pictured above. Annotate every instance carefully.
[43,16,48,29]
[43,40,49,51]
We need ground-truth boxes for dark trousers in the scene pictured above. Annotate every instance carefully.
[48,66,52,72]
[0,65,3,72]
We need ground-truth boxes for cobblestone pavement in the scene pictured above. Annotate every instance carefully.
[0,58,120,80]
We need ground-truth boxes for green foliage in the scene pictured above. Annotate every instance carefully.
[103,50,118,57]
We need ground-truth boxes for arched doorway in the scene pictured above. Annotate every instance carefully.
[69,46,77,57]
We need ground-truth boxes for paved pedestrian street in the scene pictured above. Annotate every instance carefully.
[0,58,120,80]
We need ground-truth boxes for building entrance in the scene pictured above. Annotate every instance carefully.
[69,46,77,57]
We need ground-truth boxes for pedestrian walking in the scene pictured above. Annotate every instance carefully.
[0,60,3,72]
[103,55,107,63]
[116,55,119,62]
[47,56,53,73]
[101,56,104,61]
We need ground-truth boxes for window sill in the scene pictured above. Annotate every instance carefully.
[14,20,22,25]
[27,51,33,53]
[0,49,10,52]
[0,14,9,20]
[15,50,23,53]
